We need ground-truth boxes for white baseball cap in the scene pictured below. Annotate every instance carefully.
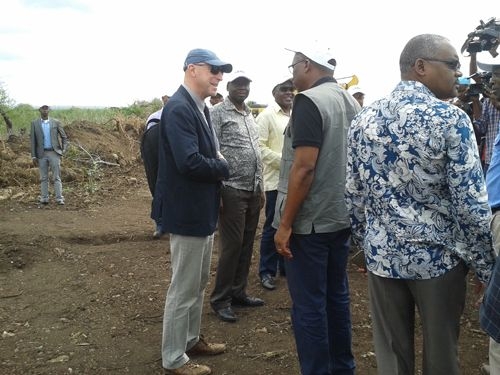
[477,52,500,72]
[348,85,364,96]
[225,70,252,83]
[285,41,337,71]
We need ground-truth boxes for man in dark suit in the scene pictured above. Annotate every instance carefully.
[154,48,231,375]
[141,94,170,239]
[30,105,68,205]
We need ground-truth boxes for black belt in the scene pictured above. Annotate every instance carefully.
[492,206,500,214]
[44,148,54,151]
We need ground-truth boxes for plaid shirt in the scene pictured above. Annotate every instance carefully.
[476,98,500,165]
[481,255,500,342]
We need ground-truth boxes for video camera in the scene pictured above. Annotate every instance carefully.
[467,84,484,97]
[461,18,500,56]
[460,72,493,98]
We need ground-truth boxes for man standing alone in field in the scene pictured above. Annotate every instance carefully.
[30,105,68,205]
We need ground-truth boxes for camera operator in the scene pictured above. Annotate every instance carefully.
[452,76,484,150]
[475,90,500,174]
[469,51,500,174]
[461,19,500,375]
[479,52,500,375]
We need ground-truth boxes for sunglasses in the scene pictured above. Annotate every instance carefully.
[421,58,461,71]
[278,86,294,93]
[194,63,225,75]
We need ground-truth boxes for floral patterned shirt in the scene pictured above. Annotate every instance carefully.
[345,80,495,282]
[211,97,263,192]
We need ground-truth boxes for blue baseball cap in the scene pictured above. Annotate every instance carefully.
[183,48,232,73]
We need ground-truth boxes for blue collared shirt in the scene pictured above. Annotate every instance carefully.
[42,119,52,149]
[487,129,500,209]
[345,80,495,283]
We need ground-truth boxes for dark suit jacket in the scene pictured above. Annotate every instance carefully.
[153,85,229,236]
[30,118,68,158]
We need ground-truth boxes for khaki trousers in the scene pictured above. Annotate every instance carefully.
[161,234,213,370]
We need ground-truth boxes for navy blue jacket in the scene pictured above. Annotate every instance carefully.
[153,85,229,236]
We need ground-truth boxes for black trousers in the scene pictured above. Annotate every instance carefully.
[140,125,159,196]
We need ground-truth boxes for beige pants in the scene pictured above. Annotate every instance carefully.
[161,234,214,370]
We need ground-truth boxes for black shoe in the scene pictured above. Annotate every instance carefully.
[213,306,237,323]
[261,275,276,290]
[232,295,264,307]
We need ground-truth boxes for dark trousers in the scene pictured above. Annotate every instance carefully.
[258,190,285,278]
[140,125,161,228]
[210,186,261,309]
[368,262,467,375]
[286,228,355,375]
[140,125,159,196]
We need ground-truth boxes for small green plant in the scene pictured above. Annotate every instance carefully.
[84,160,102,194]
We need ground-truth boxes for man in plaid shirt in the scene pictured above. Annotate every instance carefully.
[480,52,500,375]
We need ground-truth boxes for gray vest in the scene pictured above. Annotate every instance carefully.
[273,81,359,234]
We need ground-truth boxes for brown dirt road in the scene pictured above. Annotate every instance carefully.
[0,124,491,374]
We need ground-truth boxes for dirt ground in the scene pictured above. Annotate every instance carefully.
[0,121,491,374]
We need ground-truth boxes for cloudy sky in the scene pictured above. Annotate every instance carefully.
[0,0,497,108]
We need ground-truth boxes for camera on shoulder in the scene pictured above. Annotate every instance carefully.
[461,18,500,56]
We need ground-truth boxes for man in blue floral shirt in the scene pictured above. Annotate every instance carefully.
[345,34,495,375]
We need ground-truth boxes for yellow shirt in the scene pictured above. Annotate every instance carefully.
[256,103,290,191]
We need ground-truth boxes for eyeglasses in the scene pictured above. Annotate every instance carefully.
[422,58,461,71]
[194,63,224,75]
[278,86,294,93]
[288,59,307,74]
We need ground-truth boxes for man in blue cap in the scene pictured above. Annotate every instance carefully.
[154,48,232,375]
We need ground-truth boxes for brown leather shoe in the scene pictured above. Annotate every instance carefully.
[186,335,226,356]
[164,361,211,375]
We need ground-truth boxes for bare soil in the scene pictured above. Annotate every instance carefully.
[0,121,490,374]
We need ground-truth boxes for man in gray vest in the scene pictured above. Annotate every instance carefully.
[273,43,360,375]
